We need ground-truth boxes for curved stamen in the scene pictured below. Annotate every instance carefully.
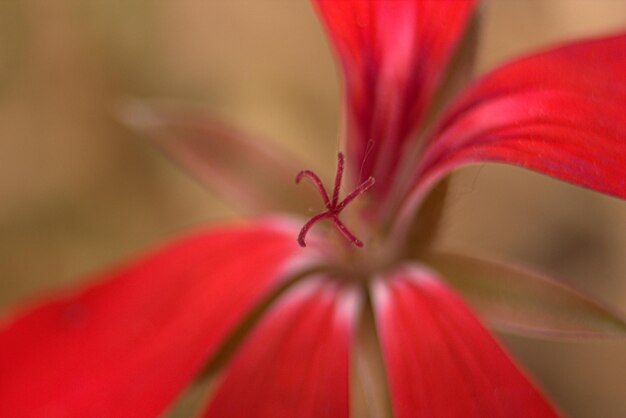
[331,152,345,207]
[297,212,333,247]
[330,215,364,248]
[296,170,331,208]
[336,176,375,212]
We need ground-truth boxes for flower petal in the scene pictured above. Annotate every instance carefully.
[312,0,477,197]
[373,265,561,418]
[202,277,360,418]
[424,252,626,339]
[0,220,307,417]
[412,33,626,205]
[120,101,320,215]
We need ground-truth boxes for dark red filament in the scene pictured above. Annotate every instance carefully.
[296,153,375,248]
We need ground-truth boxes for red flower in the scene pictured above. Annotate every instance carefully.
[2,1,625,417]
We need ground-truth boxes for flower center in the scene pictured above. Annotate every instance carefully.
[296,152,375,248]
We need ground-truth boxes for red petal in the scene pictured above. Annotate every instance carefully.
[373,265,561,418]
[202,278,360,418]
[413,33,626,204]
[313,0,477,198]
[0,220,305,417]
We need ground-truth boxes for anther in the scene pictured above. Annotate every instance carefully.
[295,152,375,248]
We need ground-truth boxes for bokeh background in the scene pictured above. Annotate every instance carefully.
[0,1,625,417]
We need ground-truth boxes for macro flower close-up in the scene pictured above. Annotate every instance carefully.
[0,0,625,417]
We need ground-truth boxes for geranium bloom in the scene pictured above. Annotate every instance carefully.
[1,0,625,417]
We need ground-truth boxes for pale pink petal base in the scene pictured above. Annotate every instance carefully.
[202,277,361,418]
[0,221,304,417]
[373,265,561,418]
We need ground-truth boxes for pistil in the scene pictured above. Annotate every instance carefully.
[296,152,374,248]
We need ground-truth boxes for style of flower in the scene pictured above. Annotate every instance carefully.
[1,1,625,417]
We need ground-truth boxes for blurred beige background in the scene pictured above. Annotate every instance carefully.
[0,1,625,417]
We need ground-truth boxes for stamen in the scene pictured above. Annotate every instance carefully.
[335,176,375,212]
[296,169,330,208]
[297,212,332,247]
[330,216,364,247]
[331,152,345,207]
[295,152,374,248]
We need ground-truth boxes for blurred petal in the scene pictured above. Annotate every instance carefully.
[373,265,560,418]
[413,33,626,203]
[425,252,626,339]
[313,0,477,197]
[203,277,360,418]
[0,220,308,418]
[120,101,320,215]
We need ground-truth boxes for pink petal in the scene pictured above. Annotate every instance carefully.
[412,33,626,206]
[373,265,561,418]
[202,277,360,418]
[312,0,477,199]
[0,220,307,417]
[120,101,320,215]
[425,251,626,339]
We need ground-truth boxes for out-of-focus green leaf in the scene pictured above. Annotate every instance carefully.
[424,251,626,339]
